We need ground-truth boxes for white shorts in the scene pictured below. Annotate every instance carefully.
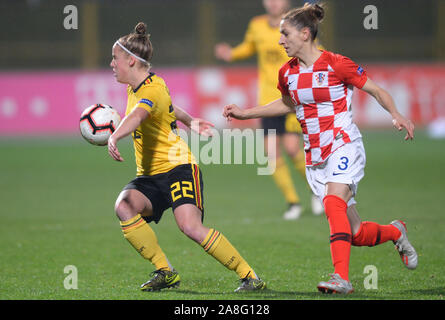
[305,138,366,207]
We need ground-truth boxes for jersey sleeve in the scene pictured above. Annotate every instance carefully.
[230,18,257,61]
[134,86,160,116]
[277,64,289,97]
[331,54,368,89]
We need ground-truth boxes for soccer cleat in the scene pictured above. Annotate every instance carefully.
[283,203,302,220]
[311,194,324,215]
[391,220,418,270]
[235,274,267,292]
[317,273,354,294]
[140,268,180,291]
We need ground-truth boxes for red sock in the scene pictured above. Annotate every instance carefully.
[323,195,351,281]
[352,221,401,247]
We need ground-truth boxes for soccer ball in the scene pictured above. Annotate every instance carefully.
[79,104,121,146]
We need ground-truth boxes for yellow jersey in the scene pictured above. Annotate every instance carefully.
[230,15,288,106]
[126,73,196,176]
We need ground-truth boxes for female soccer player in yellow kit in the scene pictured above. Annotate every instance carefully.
[108,22,266,292]
[215,0,323,219]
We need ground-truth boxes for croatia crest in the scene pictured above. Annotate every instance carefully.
[315,72,325,86]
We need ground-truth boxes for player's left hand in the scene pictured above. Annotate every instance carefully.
[392,114,415,141]
[190,118,215,137]
[108,135,124,161]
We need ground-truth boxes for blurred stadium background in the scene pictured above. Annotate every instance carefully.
[1,0,445,134]
[1,0,445,301]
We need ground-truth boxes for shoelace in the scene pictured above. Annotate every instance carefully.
[150,268,168,278]
[238,271,252,284]
[328,273,345,285]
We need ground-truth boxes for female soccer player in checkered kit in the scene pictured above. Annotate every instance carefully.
[215,0,324,220]
[223,3,417,294]
[108,22,266,292]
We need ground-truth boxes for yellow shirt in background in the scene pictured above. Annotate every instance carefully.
[230,15,289,106]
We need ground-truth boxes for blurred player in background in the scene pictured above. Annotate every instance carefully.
[108,22,266,292]
[223,3,417,294]
[215,0,323,220]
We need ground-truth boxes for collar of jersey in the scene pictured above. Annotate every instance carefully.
[132,72,155,93]
[290,50,326,70]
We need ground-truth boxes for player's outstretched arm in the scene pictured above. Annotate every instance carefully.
[361,78,414,141]
[108,107,149,162]
[214,43,233,62]
[173,105,215,137]
[223,96,295,121]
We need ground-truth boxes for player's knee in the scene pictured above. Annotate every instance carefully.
[286,149,298,158]
[114,198,137,221]
[284,143,299,158]
[178,221,194,238]
[178,220,204,243]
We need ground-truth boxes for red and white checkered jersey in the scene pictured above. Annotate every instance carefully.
[277,50,368,166]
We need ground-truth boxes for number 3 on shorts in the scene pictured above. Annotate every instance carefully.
[338,156,349,170]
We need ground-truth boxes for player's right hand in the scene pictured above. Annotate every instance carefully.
[392,114,415,141]
[214,43,232,62]
[108,135,124,162]
[223,104,245,121]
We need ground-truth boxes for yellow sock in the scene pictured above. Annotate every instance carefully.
[293,151,307,179]
[200,229,257,279]
[120,214,171,271]
[272,157,300,204]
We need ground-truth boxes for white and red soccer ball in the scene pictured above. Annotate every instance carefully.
[79,104,121,146]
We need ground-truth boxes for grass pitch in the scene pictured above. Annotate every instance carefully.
[0,130,444,300]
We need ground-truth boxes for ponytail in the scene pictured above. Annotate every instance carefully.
[283,2,324,40]
[115,22,153,68]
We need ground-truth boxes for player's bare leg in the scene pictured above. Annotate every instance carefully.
[346,204,362,236]
[115,189,153,221]
[173,204,209,243]
[265,134,302,220]
[115,189,178,291]
[283,132,323,215]
[174,204,266,291]
[282,132,300,158]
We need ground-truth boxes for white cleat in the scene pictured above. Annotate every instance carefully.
[283,204,302,220]
[311,194,324,215]
[391,220,418,270]
[317,273,354,294]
